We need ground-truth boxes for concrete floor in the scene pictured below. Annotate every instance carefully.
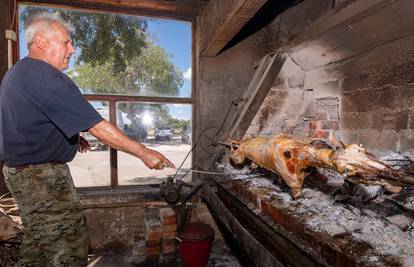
[87,240,242,267]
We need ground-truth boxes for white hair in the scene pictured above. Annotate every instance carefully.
[25,11,74,49]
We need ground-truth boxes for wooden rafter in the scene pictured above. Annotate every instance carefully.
[18,0,209,19]
[200,0,267,57]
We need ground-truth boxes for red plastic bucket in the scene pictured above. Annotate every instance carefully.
[177,222,215,267]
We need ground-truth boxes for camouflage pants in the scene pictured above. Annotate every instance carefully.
[3,163,89,267]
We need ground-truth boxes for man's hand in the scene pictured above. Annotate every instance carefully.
[78,136,90,153]
[88,120,175,169]
[140,148,175,170]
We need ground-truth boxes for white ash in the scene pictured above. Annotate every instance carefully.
[215,163,270,182]
[303,190,414,258]
[386,214,413,231]
[270,190,294,205]
[215,163,251,176]
[353,184,383,202]
[248,178,278,189]
[401,196,414,210]
[317,168,344,185]
[207,240,241,267]
[245,179,414,261]
[380,153,413,170]
[360,255,381,264]
[402,256,414,267]
[215,162,414,261]
[380,152,412,161]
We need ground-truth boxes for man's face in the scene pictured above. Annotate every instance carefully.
[43,22,75,71]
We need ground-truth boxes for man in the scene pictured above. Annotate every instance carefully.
[0,12,175,266]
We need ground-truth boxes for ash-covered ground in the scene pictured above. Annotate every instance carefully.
[214,159,414,267]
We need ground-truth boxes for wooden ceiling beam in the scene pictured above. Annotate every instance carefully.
[18,0,209,19]
[200,0,267,57]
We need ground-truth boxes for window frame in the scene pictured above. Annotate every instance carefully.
[84,95,194,188]
[17,2,196,189]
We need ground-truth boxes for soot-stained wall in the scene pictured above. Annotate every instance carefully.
[195,0,334,169]
[244,0,414,158]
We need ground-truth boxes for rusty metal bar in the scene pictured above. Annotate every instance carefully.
[84,94,193,104]
[108,99,118,187]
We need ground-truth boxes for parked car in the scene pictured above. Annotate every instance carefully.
[181,126,192,144]
[155,126,174,141]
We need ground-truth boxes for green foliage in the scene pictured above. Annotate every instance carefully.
[21,6,147,74]
[169,119,190,131]
[68,44,183,96]
[66,13,148,74]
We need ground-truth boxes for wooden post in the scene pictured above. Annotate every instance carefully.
[1,0,14,80]
[208,52,286,169]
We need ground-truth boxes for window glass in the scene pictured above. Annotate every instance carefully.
[18,4,192,97]
[68,101,110,187]
[116,102,192,184]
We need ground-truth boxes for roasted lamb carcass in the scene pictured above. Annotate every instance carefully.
[229,134,332,198]
[228,134,410,198]
[329,143,404,191]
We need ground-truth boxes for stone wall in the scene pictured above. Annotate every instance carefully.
[245,0,414,158]
[245,0,337,140]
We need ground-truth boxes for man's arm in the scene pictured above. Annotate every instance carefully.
[88,120,175,170]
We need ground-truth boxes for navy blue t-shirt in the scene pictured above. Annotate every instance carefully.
[0,57,103,166]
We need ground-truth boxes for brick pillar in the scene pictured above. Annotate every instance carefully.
[142,207,179,264]
[159,207,178,262]
[144,212,162,263]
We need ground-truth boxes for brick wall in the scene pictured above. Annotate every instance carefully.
[306,97,340,142]
[137,207,178,264]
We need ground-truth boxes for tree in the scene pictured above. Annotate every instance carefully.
[169,118,190,131]
[68,44,183,96]
[21,6,148,74]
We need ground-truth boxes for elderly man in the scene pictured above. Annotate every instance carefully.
[0,12,174,266]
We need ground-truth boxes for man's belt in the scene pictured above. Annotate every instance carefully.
[4,162,65,170]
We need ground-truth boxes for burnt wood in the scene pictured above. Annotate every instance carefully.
[200,0,267,57]
[18,0,208,19]
[287,0,398,51]
[229,52,286,140]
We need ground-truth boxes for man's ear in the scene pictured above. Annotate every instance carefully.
[33,35,48,51]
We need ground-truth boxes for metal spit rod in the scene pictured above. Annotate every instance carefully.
[168,167,229,176]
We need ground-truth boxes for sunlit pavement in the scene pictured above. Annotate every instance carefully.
[69,136,192,187]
